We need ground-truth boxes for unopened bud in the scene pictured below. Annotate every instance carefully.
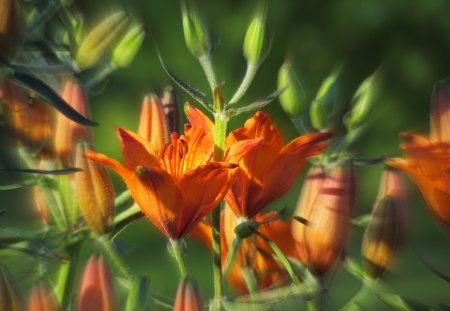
[112,23,145,68]
[34,186,51,226]
[344,75,377,131]
[75,143,115,235]
[310,67,341,131]
[362,168,407,278]
[160,86,180,134]
[55,79,92,164]
[430,78,450,143]
[125,277,151,311]
[76,11,130,69]
[181,0,210,58]
[0,267,23,311]
[0,0,26,61]
[137,94,170,153]
[78,255,116,311]
[293,162,355,275]
[27,283,59,311]
[278,62,306,117]
[243,2,270,66]
[173,277,204,311]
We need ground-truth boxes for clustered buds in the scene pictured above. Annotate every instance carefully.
[292,162,355,275]
[277,62,306,118]
[362,168,407,278]
[173,277,204,311]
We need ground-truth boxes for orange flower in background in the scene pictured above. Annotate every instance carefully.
[87,125,237,240]
[185,104,332,218]
[387,79,450,233]
[173,277,205,311]
[28,283,60,311]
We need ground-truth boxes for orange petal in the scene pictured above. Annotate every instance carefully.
[184,102,214,131]
[177,162,237,236]
[85,150,128,177]
[179,125,214,173]
[189,220,212,249]
[224,138,262,164]
[117,128,159,169]
[224,169,250,217]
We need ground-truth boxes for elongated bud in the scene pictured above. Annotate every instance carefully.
[34,186,51,226]
[0,0,26,61]
[278,62,306,117]
[54,79,92,164]
[125,277,151,311]
[112,23,145,68]
[161,86,180,134]
[243,2,270,66]
[27,283,59,311]
[293,162,355,275]
[173,277,204,311]
[181,0,210,58]
[78,255,116,311]
[137,94,170,153]
[344,75,377,131]
[75,143,115,234]
[362,168,407,278]
[310,67,341,131]
[76,11,130,69]
[0,267,23,311]
[430,78,450,143]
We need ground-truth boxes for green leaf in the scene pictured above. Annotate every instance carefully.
[8,72,97,126]
[376,292,430,311]
[227,87,287,117]
[1,167,81,175]
[351,214,371,228]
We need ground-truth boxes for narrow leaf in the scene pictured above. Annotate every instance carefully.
[1,167,81,175]
[351,214,371,228]
[227,87,287,117]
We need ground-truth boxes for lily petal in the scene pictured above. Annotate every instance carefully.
[184,102,214,131]
[117,128,159,169]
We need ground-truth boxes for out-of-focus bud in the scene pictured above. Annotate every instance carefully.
[0,267,23,311]
[27,283,59,311]
[173,277,204,311]
[137,94,170,153]
[54,79,92,164]
[292,161,355,276]
[344,75,376,131]
[181,0,210,58]
[76,11,129,69]
[125,277,151,311]
[34,186,51,226]
[75,143,115,235]
[0,0,26,61]
[243,2,270,66]
[362,168,407,278]
[277,62,306,118]
[430,78,450,143]
[310,67,341,131]
[160,86,180,134]
[111,23,145,68]
[78,255,116,311]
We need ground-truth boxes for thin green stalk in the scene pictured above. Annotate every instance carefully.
[114,190,133,207]
[229,64,258,105]
[340,284,370,311]
[55,242,81,309]
[242,267,257,295]
[169,239,187,277]
[100,236,134,280]
[223,236,241,278]
[198,55,217,91]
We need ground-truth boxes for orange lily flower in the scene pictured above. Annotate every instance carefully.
[86,125,237,240]
[185,104,332,218]
[387,80,450,233]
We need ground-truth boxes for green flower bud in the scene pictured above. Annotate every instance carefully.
[76,11,130,69]
[181,0,210,58]
[278,62,306,117]
[234,220,258,240]
[310,67,341,131]
[125,277,152,311]
[344,75,376,131]
[243,3,270,66]
[112,23,145,68]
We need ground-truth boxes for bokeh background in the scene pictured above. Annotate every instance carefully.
[3,0,450,309]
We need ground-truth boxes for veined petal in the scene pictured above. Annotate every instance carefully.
[177,162,237,237]
[117,128,159,169]
[225,168,250,217]
[179,125,214,173]
[85,150,128,177]
[184,102,214,131]
[224,137,262,164]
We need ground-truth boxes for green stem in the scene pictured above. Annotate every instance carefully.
[340,284,370,311]
[100,236,134,280]
[112,204,143,237]
[242,267,257,295]
[198,55,217,92]
[169,239,187,277]
[55,242,81,309]
[229,64,258,105]
[114,190,133,208]
[223,236,241,279]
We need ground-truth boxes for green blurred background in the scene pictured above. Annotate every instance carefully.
[3,0,450,309]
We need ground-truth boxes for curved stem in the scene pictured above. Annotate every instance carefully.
[114,190,133,208]
[55,241,82,309]
[229,64,258,105]
[242,267,257,295]
[99,236,134,280]
[169,239,188,277]
[223,236,241,279]
[198,55,217,92]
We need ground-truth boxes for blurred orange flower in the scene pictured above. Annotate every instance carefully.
[87,126,237,239]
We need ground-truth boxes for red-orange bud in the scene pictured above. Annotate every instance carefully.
[292,162,355,276]
[173,277,204,311]
[430,79,450,143]
[75,144,115,234]
[27,283,59,311]
[160,86,180,134]
[78,255,116,311]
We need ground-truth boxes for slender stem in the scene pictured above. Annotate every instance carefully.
[169,239,188,277]
[114,190,133,208]
[340,284,370,311]
[99,236,134,280]
[85,62,117,90]
[151,291,174,310]
[229,64,258,105]
[198,55,217,92]
[242,267,257,295]
[55,242,81,309]
[112,204,144,237]
[223,236,241,279]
